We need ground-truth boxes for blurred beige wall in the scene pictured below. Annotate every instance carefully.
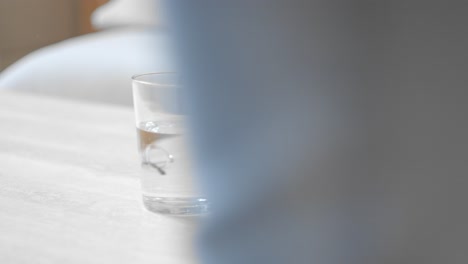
[0,0,108,71]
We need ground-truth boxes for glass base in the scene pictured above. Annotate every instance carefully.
[142,195,210,215]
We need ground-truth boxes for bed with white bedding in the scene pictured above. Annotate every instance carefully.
[0,0,171,106]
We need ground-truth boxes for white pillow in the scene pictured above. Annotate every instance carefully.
[0,28,173,106]
[91,0,162,30]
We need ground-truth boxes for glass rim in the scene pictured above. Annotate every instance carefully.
[131,72,178,87]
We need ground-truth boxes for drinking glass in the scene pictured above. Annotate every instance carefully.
[132,72,209,215]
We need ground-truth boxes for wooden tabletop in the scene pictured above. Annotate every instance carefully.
[0,91,199,264]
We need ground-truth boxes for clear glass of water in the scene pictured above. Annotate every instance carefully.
[132,72,209,215]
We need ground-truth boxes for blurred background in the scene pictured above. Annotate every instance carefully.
[0,0,108,71]
[0,0,171,106]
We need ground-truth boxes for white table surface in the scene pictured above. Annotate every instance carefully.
[0,91,199,264]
